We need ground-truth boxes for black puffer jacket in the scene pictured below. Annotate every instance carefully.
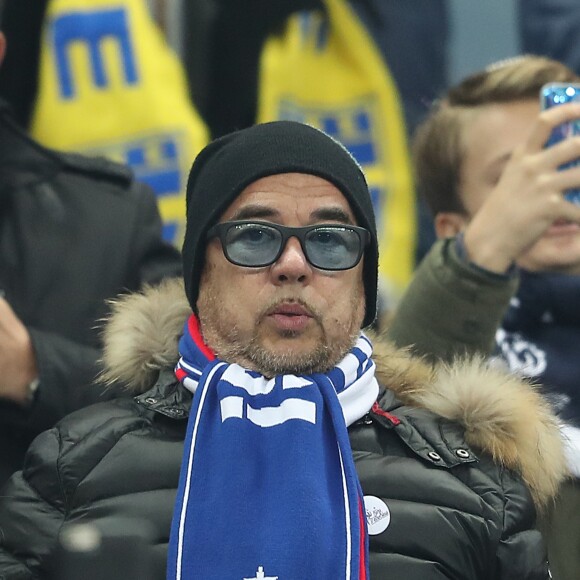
[0,280,567,579]
[0,103,182,485]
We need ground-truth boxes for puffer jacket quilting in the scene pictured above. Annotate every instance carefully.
[0,279,566,579]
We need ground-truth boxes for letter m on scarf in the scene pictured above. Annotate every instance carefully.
[31,0,208,246]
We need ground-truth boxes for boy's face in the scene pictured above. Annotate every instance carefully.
[458,98,580,273]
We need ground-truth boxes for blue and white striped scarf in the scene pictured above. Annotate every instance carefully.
[167,314,378,580]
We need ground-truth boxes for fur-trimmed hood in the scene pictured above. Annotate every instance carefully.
[101,278,568,509]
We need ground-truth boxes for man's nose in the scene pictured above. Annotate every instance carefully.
[269,237,312,283]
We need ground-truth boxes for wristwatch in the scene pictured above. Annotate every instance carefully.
[27,377,40,403]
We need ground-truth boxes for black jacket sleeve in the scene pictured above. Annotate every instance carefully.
[123,180,183,288]
[0,180,181,439]
[0,428,65,580]
[0,0,49,128]
[183,0,321,137]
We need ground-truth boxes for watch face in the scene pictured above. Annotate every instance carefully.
[27,377,40,402]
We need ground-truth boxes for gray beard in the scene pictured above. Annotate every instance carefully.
[196,263,365,377]
[214,329,359,377]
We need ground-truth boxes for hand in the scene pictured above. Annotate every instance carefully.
[464,102,580,273]
[0,298,38,405]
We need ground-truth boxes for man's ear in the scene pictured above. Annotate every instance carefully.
[0,33,6,66]
[434,212,468,239]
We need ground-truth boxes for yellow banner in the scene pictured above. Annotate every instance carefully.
[258,0,416,303]
[31,0,208,245]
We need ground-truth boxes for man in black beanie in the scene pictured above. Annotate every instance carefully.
[0,121,568,580]
[182,120,378,329]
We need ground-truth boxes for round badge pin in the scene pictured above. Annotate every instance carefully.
[363,495,391,535]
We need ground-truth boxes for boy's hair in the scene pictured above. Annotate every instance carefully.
[414,55,580,216]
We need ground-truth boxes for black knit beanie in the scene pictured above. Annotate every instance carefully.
[182,120,379,328]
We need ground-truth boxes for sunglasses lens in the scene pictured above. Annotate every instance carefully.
[224,223,281,266]
[216,221,365,270]
[305,228,362,270]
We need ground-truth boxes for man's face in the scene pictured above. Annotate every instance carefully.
[197,172,366,376]
[459,98,580,272]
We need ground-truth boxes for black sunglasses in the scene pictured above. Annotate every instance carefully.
[206,220,370,271]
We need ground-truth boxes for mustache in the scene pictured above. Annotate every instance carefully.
[260,297,321,322]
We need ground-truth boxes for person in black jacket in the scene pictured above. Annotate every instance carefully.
[0,121,567,579]
[0,17,182,486]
